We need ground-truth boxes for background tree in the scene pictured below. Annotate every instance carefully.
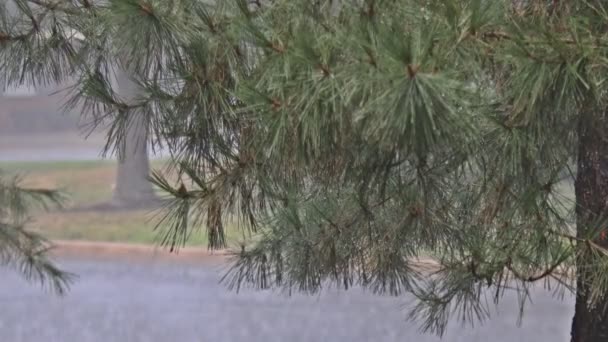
[108,69,158,207]
[0,0,157,209]
[5,0,608,340]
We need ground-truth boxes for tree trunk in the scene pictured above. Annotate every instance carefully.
[571,112,608,341]
[112,69,156,206]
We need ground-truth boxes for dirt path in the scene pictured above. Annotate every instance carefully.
[50,240,230,264]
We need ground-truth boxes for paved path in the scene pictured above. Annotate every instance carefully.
[0,255,574,342]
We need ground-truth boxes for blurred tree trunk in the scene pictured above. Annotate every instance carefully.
[112,69,156,205]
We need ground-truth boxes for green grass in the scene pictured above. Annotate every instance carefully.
[34,210,245,247]
[1,159,170,207]
[1,160,115,172]
[0,159,243,247]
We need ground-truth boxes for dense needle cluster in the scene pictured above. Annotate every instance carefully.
[4,0,608,337]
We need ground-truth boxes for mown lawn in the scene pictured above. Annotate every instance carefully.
[0,160,244,247]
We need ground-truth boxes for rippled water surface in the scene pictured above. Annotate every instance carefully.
[0,256,574,342]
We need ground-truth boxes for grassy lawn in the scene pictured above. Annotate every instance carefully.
[0,160,244,247]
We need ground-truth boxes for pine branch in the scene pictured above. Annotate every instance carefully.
[505,255,568,282]
[4,0,608,335]
[0,173,73,294]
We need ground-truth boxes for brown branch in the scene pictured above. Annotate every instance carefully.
[551,230,608,257]
[318,64,331,77]
[360,0,375,18]
[270,42,285,54]
[0,32,12,43]
[406,64,419,78]
[505,256,567,282]
[138,1,154,16]
[270,98,282,111]
[22,6,41,32]
[482,31,511,41]
[478,182,509,225]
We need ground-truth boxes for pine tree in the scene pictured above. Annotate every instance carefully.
[0,173,72,294]
[5,0,608,339]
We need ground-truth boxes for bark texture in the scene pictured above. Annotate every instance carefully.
[572,112,608,342]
